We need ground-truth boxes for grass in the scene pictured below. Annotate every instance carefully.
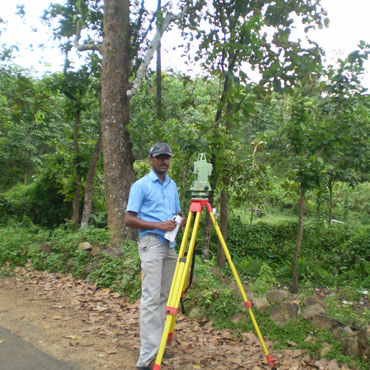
[0,219,368,369]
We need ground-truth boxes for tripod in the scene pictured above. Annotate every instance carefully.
[152,197,276,369]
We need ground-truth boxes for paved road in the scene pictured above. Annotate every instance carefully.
[0,326,76,370]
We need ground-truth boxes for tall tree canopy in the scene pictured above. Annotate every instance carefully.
[41,0,330,245]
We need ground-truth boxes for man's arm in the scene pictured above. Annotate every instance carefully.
[124,211,177,231]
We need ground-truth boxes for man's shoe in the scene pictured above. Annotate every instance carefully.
[137,355,169,369]
[136,357,158,370]
[163,348,175,359]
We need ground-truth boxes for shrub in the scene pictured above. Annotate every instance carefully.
[0,173,71,228]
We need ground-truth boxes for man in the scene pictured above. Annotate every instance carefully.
[125,142,185,370]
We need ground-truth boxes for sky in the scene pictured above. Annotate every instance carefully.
[1,0,370,89]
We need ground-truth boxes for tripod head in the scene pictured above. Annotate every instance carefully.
[190,153,212,199]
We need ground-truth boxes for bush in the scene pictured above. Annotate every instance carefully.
[207,215,368,288]
[213,216,297,261]
[88,242,141,300]
[0,172,71,228]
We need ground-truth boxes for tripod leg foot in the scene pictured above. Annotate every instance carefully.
[266,354,277,368]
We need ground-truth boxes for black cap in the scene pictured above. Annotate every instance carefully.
[149,142,173,157]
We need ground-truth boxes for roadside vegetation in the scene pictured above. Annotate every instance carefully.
[1,179,368,369]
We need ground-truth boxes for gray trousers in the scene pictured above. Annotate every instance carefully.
[136,234,177,368]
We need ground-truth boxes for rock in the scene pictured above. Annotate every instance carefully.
[311,314,344,330]
[343,325,355,336]
[253,297,270,312]
[104,246,124,258]
[91,246,101,257]
[342,337,360,357]
[340,365,352,370]
[320,342,332,356]
[332,326,354,340]
[315,358,329,368]
[269,302,299,325]
[303,295,322,306]
[304,335,315,343]
[358,324,370,360]
[327,359,340,370]
[302,303,325,319]
[266,290,292,304]
[78,241,93,251]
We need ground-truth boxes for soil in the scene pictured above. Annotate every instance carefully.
[0,267,351,370]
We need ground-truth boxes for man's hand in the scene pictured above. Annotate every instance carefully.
[158,219,177,231]
[125,211,180,231]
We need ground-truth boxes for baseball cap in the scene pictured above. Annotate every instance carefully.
[149,142,173,157]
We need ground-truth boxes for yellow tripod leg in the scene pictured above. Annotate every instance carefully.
[153,211,202,370]
[166,211,193,344]
[208,209,276,368]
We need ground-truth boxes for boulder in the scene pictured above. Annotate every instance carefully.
[78,241,93,251]
[269,302,299,325]
[332,326,354,340]
[253,297,270,312]
[358,324,370,360]
[266,290,292,304]
[302,303,325,319]
[303,295,322,306]
[311,314,344,331]
[104,246,124,258]
[342,337,360,357]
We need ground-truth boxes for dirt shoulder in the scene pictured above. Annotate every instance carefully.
[0,267,349,370]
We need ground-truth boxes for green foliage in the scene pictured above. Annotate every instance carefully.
[212,214,368,289]
[348,182,370,221]
[1,222,368,368]
[216,215,297,263]
[88,242,141,301]
[0,224,141,300]
[0,67,69,189]
[0,171,71,228]
[248,262,277,295]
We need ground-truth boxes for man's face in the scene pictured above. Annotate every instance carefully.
[149,154,171,176]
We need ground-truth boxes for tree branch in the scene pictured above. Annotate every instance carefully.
[127,10,179,98]
[73,19,102,53]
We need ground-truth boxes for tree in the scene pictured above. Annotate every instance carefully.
[180,0,327,265]
[59,68,96,226]
[44,0,194,244]
[0,67,69,189]
[320,42,370,224]
[266,90,332,293]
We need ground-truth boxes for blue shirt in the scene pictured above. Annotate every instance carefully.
[126,169,181,247]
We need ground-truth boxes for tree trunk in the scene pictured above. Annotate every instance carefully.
[72,109,81,226]
[101,0,135,245]
[80,132,102,229]
[156,0,163,122]
[217,188,228,267]
[292,188,305,293]
[217,100,233,267]
[202,206,212,261]
[181,155,190,213]
[201,154,217,261]
[328,178,333,225]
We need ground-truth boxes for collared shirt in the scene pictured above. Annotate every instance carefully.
[126,169,181,247]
